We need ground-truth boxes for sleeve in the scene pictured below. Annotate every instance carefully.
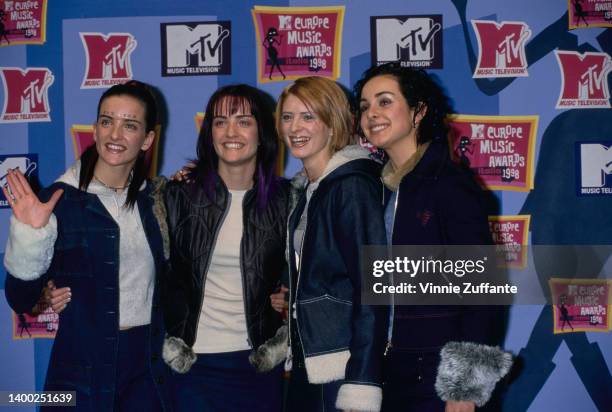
[161,182,196,373]
[333,174,388,412]
[4,213,58,315]
[434,174,513,407]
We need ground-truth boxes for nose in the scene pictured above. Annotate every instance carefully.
[227,119,238,138]
[289,117,302,134]
[110,121,123,140]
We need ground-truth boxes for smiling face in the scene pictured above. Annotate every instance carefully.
[280,93,332,178]
[211,98,259,170]
[93,95,154,175]
[359,74,423,159]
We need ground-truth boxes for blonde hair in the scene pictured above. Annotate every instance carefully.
[276,76,354,153]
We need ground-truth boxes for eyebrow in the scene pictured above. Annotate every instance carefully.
[99,113,143,124]
[212,114,255,119]
[360,91,396,101]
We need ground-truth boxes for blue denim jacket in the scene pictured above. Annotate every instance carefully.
[4,181,173,411]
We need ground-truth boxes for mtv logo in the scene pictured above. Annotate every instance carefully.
[375,16,441,62]
[471,124,485,139]
[80,32,136,88]
[0,156,38,203]
[278,15,292,30]
[166,23,230,68]
[472,20,531,77]
[580,143,612,188]
[0,67,54,123]
[556,51,612,108]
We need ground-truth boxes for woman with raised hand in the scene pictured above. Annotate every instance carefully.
[3,80,173,411]
[276,76,387,412]
[354,62,512,412]
[162,84,288,412]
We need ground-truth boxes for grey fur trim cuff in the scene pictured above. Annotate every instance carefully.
[249,324,288,372]
[335,383,382,412]
[435,341,513,407]
[149,176,170,260]
[4,214,58,281]
[163,335,197,373]
[304,349,350,384]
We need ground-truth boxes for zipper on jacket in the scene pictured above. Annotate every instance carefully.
[193,191,231,341]
[384,181,400,356]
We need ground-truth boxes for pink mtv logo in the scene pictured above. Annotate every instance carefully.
[0,67,54,123]
[472,20,531,78]
[80,32,137,88]
[556,51,611,109]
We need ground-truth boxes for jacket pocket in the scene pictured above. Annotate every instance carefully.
[298,295,352,355]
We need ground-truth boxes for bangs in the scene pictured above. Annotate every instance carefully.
[212,95,252,117]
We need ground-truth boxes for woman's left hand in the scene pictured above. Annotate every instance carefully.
[445,400,475,412]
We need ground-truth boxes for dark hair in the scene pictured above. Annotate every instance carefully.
[354,62,452,146]
[79,80,158,209]
[192,84,279,210]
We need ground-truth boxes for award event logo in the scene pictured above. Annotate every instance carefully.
[161,21,231,76]
[370,15,442,69]
[0,0,47,46]
[0,153,37,207]
[555,51,611,109]
[472,20,531,78]
[252,5,344,82]
[568,0,612,29]
[0,67,53,122]
[488,215,530,268]
[449,114,538,192]
[576,142,612,196]
[80,32,136,88]
[12,305,58,339]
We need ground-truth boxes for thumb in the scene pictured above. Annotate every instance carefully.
[47,280,56,290]
[47,188,64,209]
[280,285,289,292]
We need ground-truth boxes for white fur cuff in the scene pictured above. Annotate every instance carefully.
[163,335,197,373]
[335,383,382,412]
[249,324,288,372]
[4,214,58,281]
[304,349,349,384]
[435,341,513,407]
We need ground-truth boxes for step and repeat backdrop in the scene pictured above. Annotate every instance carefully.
[0,0,611,410]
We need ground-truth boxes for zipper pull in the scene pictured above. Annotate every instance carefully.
[284,346,293,371]
[384,341,393,357]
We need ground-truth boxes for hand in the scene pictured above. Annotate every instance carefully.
[2,168,63,228]
[44,280,71,313]
[170,162,196,182]
[270,285,288,313]
[445,400,475,412]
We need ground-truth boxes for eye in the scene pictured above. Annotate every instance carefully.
[302,112,315,121]
[213,118,226,127]
[99,118,112,127]
[379,97,392,107]
[281,113,293,122]
[124,122,138,131]
[239,118,254,128]
[359,103,369,112]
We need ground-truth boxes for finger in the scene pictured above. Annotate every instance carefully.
[14,168,34,196]
[47,280,56,290]
[1,186,14,207]
[53,303,68,314]
[7,169,26,199]
[280,286,289,293]
[46,189,64,209]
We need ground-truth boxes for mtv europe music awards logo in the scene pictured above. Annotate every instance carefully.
[0,154,38,208]
[80,32,136,88]
[0,67,53,123]
[161,21,231,76]
[371,15,443,69]
[556,51,611,109]
[472,20,531,78]
[577,142,612,196]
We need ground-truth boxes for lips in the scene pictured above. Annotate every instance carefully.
[368,123,390,134]
[289,136,310,148]
[105,143,127,153]
[223,142,245,149]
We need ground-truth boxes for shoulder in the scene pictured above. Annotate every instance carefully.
[325,158,382,189]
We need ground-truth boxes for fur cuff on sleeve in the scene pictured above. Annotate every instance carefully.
[435,341,513,407]
[335,383,382,412]
[4,214,58,281]
[163,335,197,373]
[249,324,288,372]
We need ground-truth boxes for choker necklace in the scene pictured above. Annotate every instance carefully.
[94,175,130,192]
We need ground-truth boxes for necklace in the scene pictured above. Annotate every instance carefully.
[94,174,130,192]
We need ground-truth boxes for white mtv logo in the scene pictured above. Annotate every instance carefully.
[278,15,292,30]
[581,144,612,187]
[376,17,441,61]
[471,124,485,139]
[0,157,37,186]
[166,24,229,67]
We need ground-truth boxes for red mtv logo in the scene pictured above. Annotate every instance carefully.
[472,20,531,77]
[80,33,137,88]
[0,67,54,123]
[555,51,611,108]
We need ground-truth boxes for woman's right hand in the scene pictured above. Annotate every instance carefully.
[270,285,288,313]
[2,168,63,228]
[45,280,71,314]
[170,161,196,182]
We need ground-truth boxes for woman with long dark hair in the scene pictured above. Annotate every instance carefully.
[355,63,512,412]
[4,80,173,411]
[162,84,288,412]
